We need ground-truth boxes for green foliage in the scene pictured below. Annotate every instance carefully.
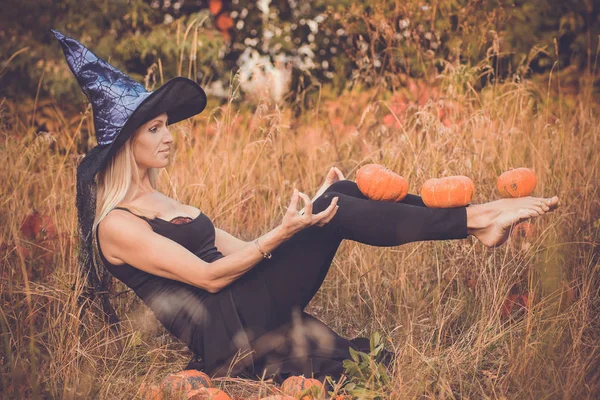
[0,0,597,106]
[0,0,226,103]
[339,331,392,399]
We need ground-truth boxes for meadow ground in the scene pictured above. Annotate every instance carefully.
[1,70,599,399]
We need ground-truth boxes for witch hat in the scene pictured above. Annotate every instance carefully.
[52,29,207,325]
[51,29,207,182]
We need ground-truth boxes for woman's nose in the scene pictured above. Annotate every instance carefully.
[164,127,174,143]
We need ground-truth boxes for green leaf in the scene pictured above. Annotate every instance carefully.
[349,346,360,362]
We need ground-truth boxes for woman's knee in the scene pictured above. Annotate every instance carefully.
[323,180,364,198]
[313,190,352,214]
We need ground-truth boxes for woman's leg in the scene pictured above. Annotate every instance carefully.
[316,180,467,246]
[230,179,467,332]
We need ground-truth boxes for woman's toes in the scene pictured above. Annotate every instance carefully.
[547,196,560,207]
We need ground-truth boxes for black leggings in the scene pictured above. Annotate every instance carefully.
[223,180,468,380]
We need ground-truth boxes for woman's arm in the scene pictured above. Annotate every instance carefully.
[100,210,292,293]
[214,228,249,256]
[99,189,339,293]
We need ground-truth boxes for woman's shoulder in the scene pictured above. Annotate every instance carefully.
[99,208,153,237]
[97,209,152,266]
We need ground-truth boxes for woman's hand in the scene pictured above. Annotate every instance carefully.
[312,167,345,201]
[281,188,339,237]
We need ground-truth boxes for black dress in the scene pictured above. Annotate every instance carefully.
[95,180,468,383]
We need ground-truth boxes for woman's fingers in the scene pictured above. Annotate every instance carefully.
[298,192,312,216]
[316,204,339,226]
[287,189,300,213]
[320,204,339,225]
[313,197,339,223]
[288,188,340,229]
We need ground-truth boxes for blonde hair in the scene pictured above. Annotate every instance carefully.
[91,132,160,270]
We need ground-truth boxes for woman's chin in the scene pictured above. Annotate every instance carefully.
[150,160,170,169]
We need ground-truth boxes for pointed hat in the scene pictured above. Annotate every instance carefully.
[52,29,207,323]
[51,29,207,182]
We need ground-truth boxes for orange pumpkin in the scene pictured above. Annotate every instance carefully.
[140,383,163,400]
[497,168,537,198]
[159,373,193,397]
[420,176,475,208]
[281,376,325,400]
[159,370,213,399]
[355,164,408,202]
[187,388,231,400]
[175,370,212,389]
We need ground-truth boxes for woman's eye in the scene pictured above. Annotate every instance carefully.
[149,126,158,133]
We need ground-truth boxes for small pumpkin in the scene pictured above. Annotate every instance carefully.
[140,383,163,400]
[175,370,212,389]
[281,376,325,400]
[420,176,475,208]
[497,168,537,198]
[355,164,408,202]
[187,388,231,400]
[159,373,193,397]
[158,370,213,399]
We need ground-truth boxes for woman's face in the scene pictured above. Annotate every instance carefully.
[131,112,173,169]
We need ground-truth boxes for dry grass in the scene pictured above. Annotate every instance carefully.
[1,63,599,399]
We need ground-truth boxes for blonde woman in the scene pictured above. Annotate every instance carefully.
[54,30,560,386]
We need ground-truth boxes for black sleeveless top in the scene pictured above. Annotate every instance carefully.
[95,207,226,343]
[96,207,225,287]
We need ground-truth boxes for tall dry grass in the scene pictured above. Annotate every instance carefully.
[1,33,600,400]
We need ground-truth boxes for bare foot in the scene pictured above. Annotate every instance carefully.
[467,196,560,247]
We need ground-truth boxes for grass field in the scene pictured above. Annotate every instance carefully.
[1,66,599,399]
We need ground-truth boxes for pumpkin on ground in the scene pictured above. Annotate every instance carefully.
[355,164,409,202]
[140,383,163,400]
[497,168,537,198]
[159,374,192,397]
[187,387,231,400]
[420,176,475,208]
[175,370,213,389]
[281,376,325,400]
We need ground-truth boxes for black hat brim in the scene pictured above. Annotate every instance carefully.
[77,77,207,184]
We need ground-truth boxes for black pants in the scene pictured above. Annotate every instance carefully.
[189,180,468,383]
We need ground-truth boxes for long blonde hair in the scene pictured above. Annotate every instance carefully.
[91,133,160,269]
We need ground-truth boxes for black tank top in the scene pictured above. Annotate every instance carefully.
[95,206,225,302]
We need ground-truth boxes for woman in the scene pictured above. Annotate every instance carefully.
[53,30,560,384]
